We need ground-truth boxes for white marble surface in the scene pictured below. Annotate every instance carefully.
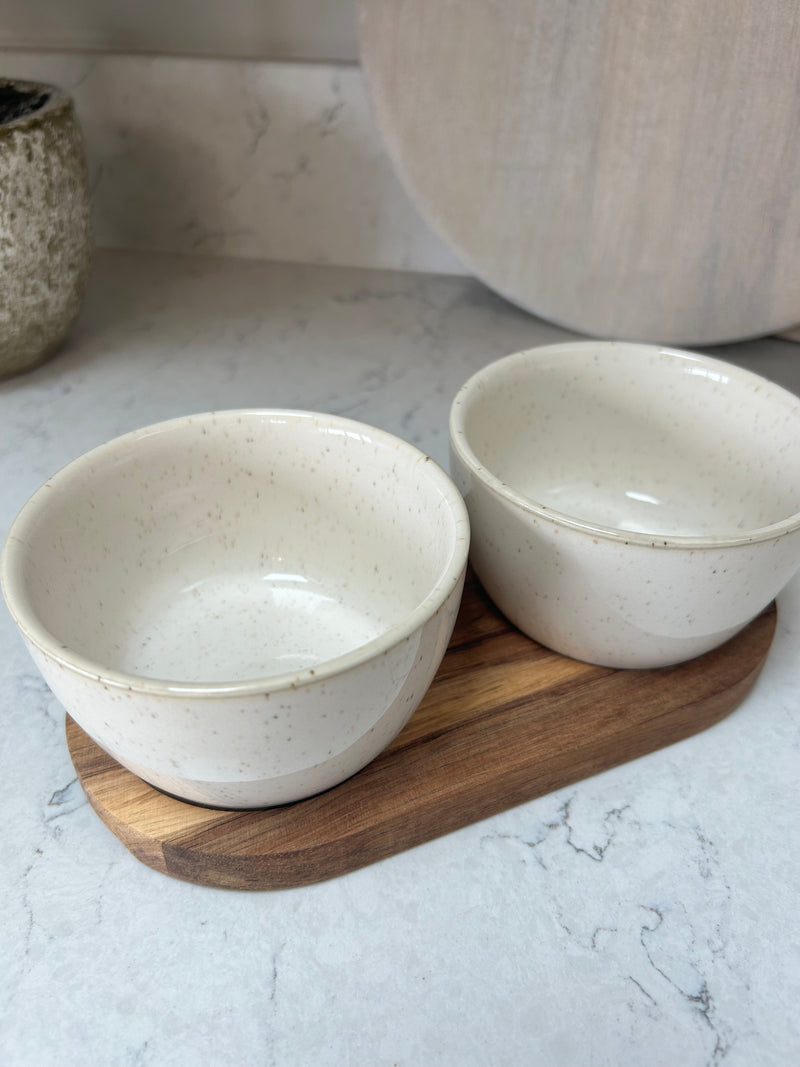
[1,249,799,1066]
[0,50,462,276]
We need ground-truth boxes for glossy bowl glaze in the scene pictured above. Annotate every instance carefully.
[450,342,800,667]
[2,410,469,807]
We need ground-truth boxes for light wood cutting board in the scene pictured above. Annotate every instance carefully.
[359,0,800,345]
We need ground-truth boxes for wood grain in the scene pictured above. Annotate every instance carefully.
[359,0,800,344]
[66,575,777,890]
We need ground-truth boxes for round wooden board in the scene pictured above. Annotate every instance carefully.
[359,0,800,345]
[66,576,777,891]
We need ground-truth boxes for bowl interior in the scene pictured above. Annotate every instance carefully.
[10,412,463,685]
[456,344,800,538]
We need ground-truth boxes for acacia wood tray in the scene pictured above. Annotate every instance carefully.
[66,575,776,891]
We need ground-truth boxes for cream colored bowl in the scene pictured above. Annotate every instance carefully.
[2,410,469,807]
[449,342,800,668]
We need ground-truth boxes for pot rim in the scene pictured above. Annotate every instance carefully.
[0,78,71,131]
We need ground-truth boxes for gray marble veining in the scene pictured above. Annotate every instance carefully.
[1,249,798,1065]
[0,50,463,277]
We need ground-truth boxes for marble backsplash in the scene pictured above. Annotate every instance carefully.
[0,50,463,275]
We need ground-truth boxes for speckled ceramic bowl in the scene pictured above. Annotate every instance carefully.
[1,410,469,807]
[449,342,800,668]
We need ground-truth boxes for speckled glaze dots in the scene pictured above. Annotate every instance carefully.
[1,410,469,807]
[450,341,800,668]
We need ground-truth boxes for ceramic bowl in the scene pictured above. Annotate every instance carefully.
[449,341,800,668]
[1,410,469,807]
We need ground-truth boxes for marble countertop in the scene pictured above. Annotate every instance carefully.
[1,249,798,1066]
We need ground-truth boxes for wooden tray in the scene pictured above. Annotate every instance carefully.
[66,575,776,890]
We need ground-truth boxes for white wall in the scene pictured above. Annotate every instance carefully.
[0,49,461,275]
[0,3,463,275]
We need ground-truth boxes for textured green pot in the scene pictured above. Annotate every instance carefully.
[0,79,92,379]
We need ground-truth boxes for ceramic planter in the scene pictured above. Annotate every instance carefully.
[0,78,91,379]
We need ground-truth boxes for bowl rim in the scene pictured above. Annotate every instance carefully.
[1,409,470,698]
[449,340,800,549]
